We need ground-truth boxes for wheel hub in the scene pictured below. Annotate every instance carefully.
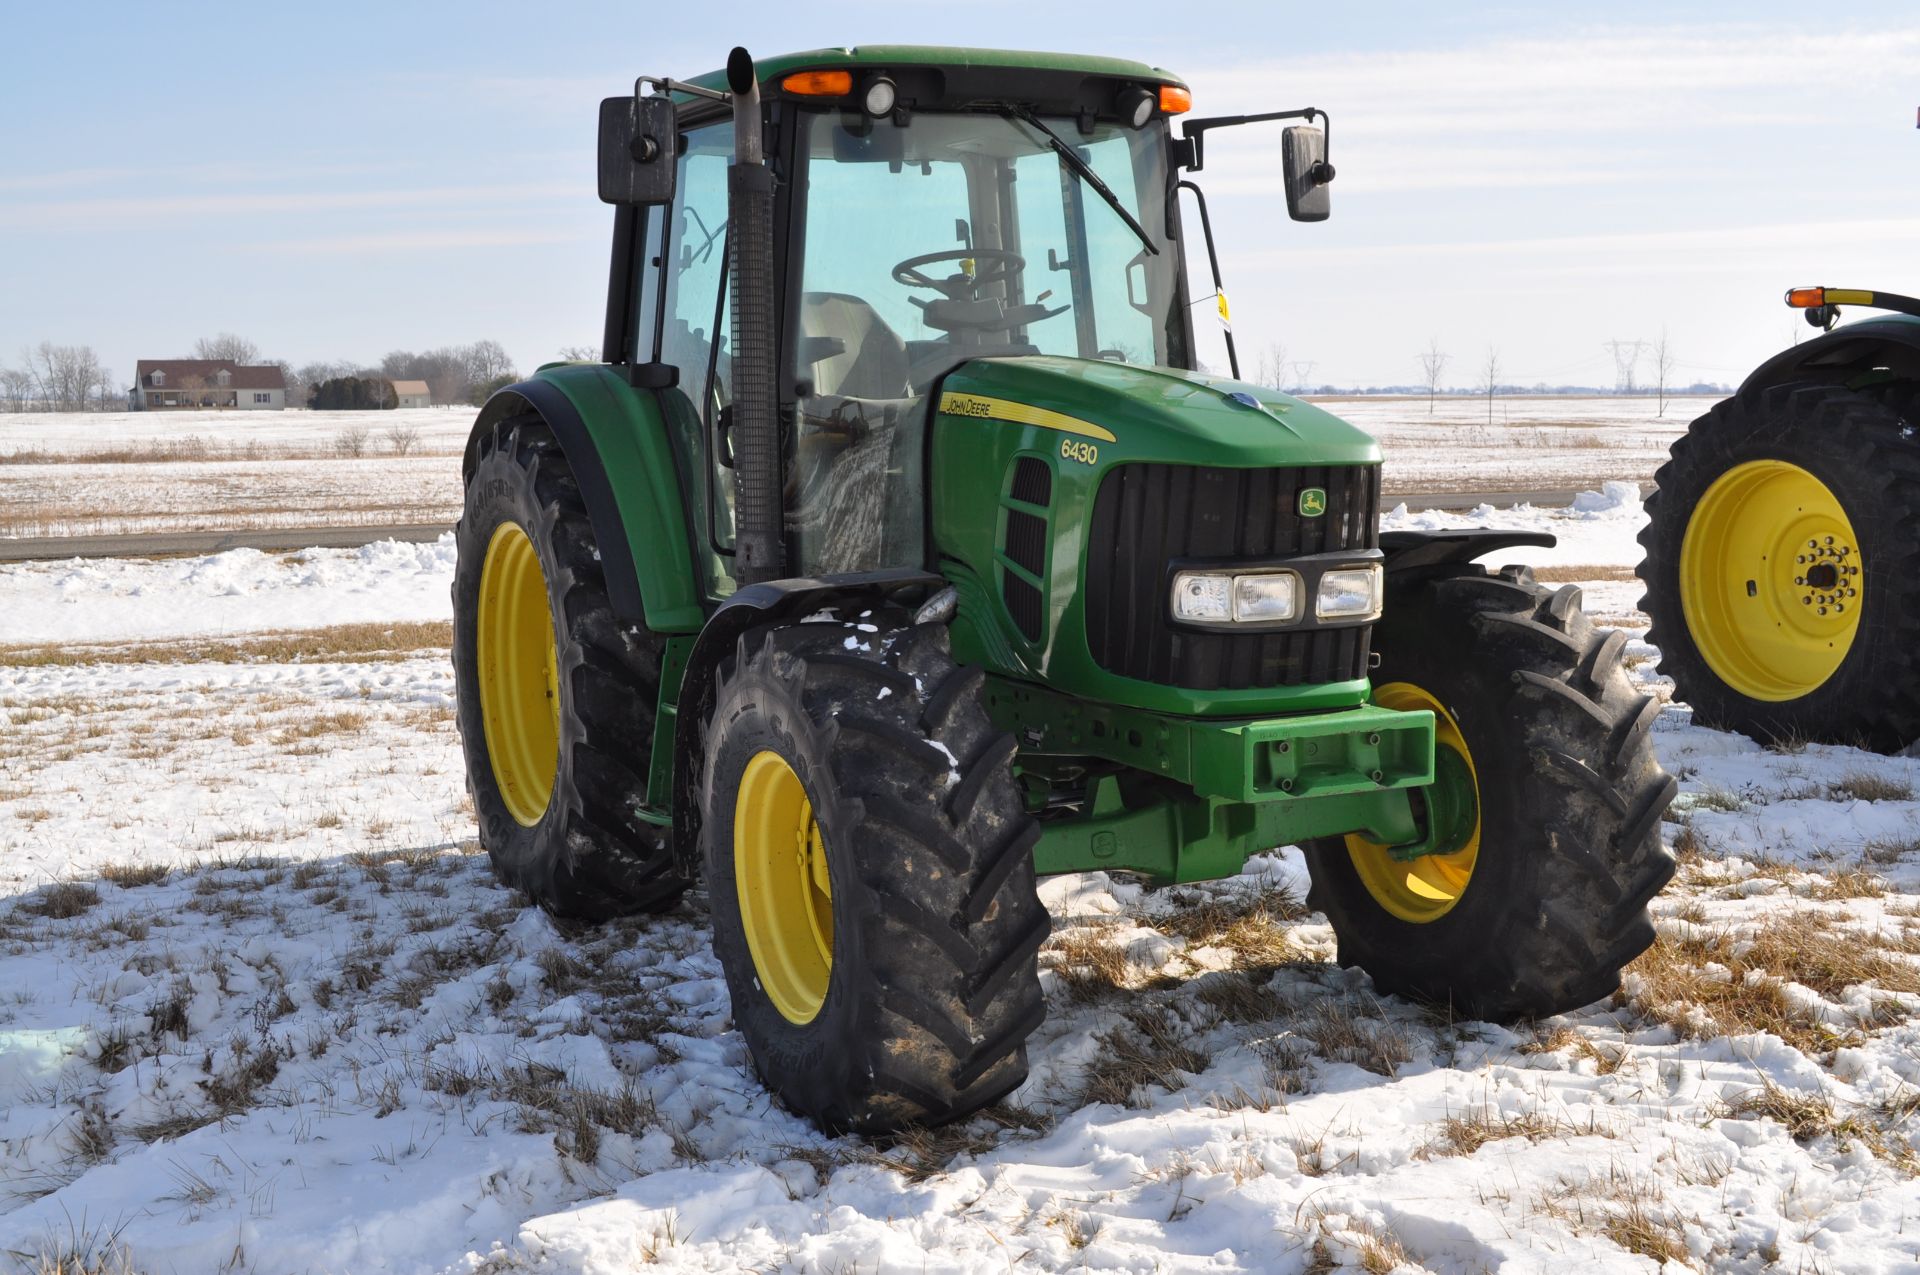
[1679,460,1863,701]
[1346,682,1481,924]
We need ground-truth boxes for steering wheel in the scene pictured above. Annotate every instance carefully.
[892,249,1026,301]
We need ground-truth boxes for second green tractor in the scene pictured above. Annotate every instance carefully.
[451,45,1677,1133]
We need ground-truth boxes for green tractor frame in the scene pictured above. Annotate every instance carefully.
[452,45,1676,1133]
[1639,286,1920,754]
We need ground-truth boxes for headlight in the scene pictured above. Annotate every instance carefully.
[1232,573,1299,622]
[1171,571,1232,622]
[1316,565,1383,621]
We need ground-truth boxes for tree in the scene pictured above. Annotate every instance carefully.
[557,344,600,363]
[21,342,109,411]
[1653,328,1677,418]
[1255,342,1288,391]
[468,372,517,407]
[466,339,515,384]
[1478,346,1503,424]
[193,332,261,364]
[0,367,35,411]
[1417,337,1449,415]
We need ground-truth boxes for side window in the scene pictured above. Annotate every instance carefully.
[661,122,734,414]
[631,206,663,360]
[1074,133,1160,364]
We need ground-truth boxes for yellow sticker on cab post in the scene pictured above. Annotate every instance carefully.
[937,392,1117,443]
[1215,290,1232,330]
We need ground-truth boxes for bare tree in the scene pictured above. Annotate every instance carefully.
[1478,346,1502,424]
[466,339,515,384]
[21,342,109,411]
[384,424,421,456]
[192,332,261,364]
[0,367,34,412]
[1255,342,1289,391]
[557,344,600,363]
[1653,328,1678,418]
[1416,337,1448,415]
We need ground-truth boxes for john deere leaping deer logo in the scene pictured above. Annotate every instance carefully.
[1299,487,1328,517]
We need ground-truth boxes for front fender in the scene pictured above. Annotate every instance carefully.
[465,366,706,633]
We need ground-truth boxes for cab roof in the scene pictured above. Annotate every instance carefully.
[682,45,1186,97]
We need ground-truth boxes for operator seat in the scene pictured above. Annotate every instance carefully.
[798,291,911,399]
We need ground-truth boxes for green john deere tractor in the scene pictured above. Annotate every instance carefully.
[1638,286,1920,753]
[453,45,1676,1133]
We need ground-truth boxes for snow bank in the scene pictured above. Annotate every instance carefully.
[0,534,456,644]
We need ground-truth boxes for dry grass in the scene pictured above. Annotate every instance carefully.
[1152,889,1303,965]
[1625,911,1920,1051]
[1297,998,1413,1076]
[1047,924,1138,1003]
[0,621,452,668]
[97,862,170,889]
[1079,1007,1212,1107]
[1830,770,1915,803]
[1424,1108,1562,1158]
[1536,1169,1693,1267]
[17,881,101,919]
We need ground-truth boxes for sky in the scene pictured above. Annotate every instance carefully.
[4,1,1917,392]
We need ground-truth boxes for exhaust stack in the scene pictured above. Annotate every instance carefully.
[725,46,783,584]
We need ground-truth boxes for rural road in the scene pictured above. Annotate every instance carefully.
[0,489,1621,562]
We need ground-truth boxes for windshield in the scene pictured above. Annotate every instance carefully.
[791,108,1181,388]
[783,107,1181,580]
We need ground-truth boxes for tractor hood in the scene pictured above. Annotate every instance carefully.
[935,355,1380,470]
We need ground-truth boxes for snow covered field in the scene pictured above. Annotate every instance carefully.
[0,399,1701,539]
[1,488,1916,1273]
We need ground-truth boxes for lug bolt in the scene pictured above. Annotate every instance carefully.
[1794,576,1805,586]
[1803,596,1813,605]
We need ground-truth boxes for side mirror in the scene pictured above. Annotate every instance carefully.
[1281,125,1333,223]
[598,94,677,206]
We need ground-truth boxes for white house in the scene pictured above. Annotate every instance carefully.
[133,360,287,410]
[389,379,432,409]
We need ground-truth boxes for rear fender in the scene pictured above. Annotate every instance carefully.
[669,569,945,874]
[1738,314,1920,396]
[465,366,706,632]
[1380,529,1556,579]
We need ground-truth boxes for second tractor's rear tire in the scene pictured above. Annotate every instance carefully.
[1303,567,1677,1021]
[701,615,1048,1133]
[453,412,688,919]
[1637,381,1920,752]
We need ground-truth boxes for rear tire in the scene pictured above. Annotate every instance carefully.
[702,615,1047,1133]
[453,412,688,919]
[1637,381,1920,751]
[1304,567,1677,1020]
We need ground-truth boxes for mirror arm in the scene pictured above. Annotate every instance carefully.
[1180,106,1332,178]
[633,75,732,105]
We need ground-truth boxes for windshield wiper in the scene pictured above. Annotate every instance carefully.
[1005,107,1158,257]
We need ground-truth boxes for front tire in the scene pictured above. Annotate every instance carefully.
[1637,381,1920,751]
[453,412,688,919]
[1304,567,1677,1020]
[702,616,1047,1133]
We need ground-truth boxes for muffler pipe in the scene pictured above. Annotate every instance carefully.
[725,46,783,584]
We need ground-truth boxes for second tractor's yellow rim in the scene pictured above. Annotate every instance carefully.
[1679,460,1862,701]
[477,522,561,827]
[1347,682,1481,924]
[734,750,835,1024]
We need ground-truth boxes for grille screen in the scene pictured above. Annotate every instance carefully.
[1082,463,1381,690]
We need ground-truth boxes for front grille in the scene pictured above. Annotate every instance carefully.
[1083,462,1381,690]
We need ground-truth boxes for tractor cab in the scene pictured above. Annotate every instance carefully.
[598,47,1331,590]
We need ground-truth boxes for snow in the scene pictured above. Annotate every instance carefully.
[0,535,457,644]
[1,485,1917,1273]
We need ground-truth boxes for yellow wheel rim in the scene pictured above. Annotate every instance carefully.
[1347,682,1481,924]
[1679,460,1862,701]
[477,522,561,827]
[734,750,835,1025]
